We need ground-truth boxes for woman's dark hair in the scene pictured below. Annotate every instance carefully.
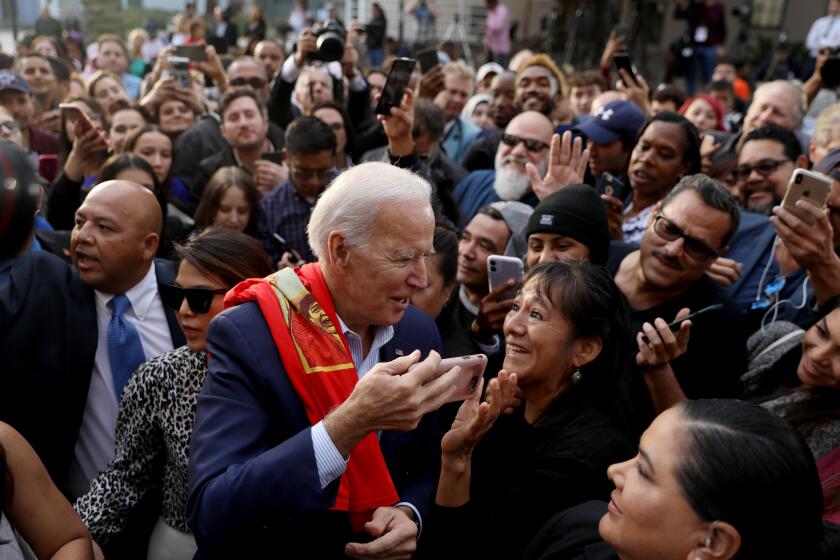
[309,100,357,161]
[58,96,105,168]
[431,225,459,286]
[194,166,261,235]
[635,112,702,175]
[175,228,273,289]
[0,443,11,542]
[522,261,632,411]
[97,153,167,225]
[124,124,175,200]
[675,399,830,559]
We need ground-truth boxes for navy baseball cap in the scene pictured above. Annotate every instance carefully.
[0,71,32,95]
[573,100,645,145]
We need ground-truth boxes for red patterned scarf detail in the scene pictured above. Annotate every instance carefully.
[224,263,399,528]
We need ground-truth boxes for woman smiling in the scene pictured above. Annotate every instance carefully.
[427,261,635,558]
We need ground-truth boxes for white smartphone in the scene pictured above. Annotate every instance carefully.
[411,354,488,403]
[487,255,524,301]
[781,168,831,226]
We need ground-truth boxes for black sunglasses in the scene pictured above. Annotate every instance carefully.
[159,283,227,314]
[500,133,549,154]
[230,77,267,89]
[733,158,790,182]
[653,214,720,262]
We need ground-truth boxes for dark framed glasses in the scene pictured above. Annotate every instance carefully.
[500,133,549,154]
[158,284,227,314]
[230,77,267,89]
[733,158,790,182]
[653,214,720,262]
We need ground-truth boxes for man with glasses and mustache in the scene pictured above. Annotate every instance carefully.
[609,175,746,436]
[453,111,553,228]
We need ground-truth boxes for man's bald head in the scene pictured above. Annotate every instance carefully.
[71,180,162,294]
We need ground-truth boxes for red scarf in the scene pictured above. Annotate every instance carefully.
[224,263,399,528]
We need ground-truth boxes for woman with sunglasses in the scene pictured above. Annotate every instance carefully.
[75,228,273,560]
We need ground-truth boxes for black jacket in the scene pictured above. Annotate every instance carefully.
[0,251,184,493]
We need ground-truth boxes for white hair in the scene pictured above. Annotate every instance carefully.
[753,80,805,126]
[814,102,840,148]
[307,162,433,260]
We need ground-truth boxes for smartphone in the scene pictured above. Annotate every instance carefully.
[487,255,524,301]
[640,303,724,344]
[613,52,639,86]
[416,354,488,403]
[58,103,94,136]
[174,44,207,62]
[261,152,285,165]
[167,56,191,89]
[375,57,416,115]
[37,154,58,182]
[417,48,439,74]
[781,169,831,226]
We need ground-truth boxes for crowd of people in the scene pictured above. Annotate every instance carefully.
[1,1,840,559]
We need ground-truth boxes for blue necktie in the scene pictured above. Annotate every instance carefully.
[107,294,146,401]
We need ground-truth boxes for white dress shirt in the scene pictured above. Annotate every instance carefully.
[806,15,840,57]
[66,262,174,498]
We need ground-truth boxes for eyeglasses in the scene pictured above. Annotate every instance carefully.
[158,283,227,314]
[733,158,790,182]
[653,214,720,262]
[0,121,21,132]
[230,77,267,89]
[290,165,336,181]
[500,133,549,154]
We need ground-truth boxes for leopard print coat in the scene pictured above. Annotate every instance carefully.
[74,346,208,542]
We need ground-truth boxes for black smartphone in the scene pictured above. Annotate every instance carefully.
[613,52,639,86]
[260,152,285,165]
[174,44,207,62]
[640,304,724,343]
[417,48,439,74]
[375,57,416,115]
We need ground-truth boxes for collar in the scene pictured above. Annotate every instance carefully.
[95,261,158,321]
[335,314,395,360]
[459,285,480,315]
[232,139,274,170]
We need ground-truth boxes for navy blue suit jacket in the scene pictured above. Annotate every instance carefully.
[0,251,184,492]
[187,302,445,559]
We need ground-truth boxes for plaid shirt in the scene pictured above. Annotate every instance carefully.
[257,178,318,264]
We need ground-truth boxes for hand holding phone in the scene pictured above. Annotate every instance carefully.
[636,307,696,370]
[781,169,831,226]
[487,255,523,301]
[417,354,488,403]
[613,52,639,86]
[375,57,416,115]
[59,103,94,137]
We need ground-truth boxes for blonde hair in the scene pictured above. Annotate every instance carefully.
[813,103,840,148]
[442,62,476,84]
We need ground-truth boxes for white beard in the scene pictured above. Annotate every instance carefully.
[493,152,548,201]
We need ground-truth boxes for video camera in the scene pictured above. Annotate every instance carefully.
[0,142,39,260]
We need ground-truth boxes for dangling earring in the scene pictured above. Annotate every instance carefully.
[571,368,582,384]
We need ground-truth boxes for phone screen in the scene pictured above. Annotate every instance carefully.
[59,104,93,136]
[375,58,416,115]
[417,49,438,74]
[167,56,191,89]
[613,52,638,86]
[174,45,207,62]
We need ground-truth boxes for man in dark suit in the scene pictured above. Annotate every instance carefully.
[188,162,463,559]
[0,180,185,497]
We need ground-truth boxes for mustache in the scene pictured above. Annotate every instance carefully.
[652,249,684,270]
[503,155,529,165]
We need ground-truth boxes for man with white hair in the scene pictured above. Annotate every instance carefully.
[188,162,463,559]
[453,110,553,228]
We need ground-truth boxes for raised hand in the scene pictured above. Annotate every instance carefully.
[635,308,691,370]
[526,131,590,201]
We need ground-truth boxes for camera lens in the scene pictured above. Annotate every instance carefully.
[796,175,802,184]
